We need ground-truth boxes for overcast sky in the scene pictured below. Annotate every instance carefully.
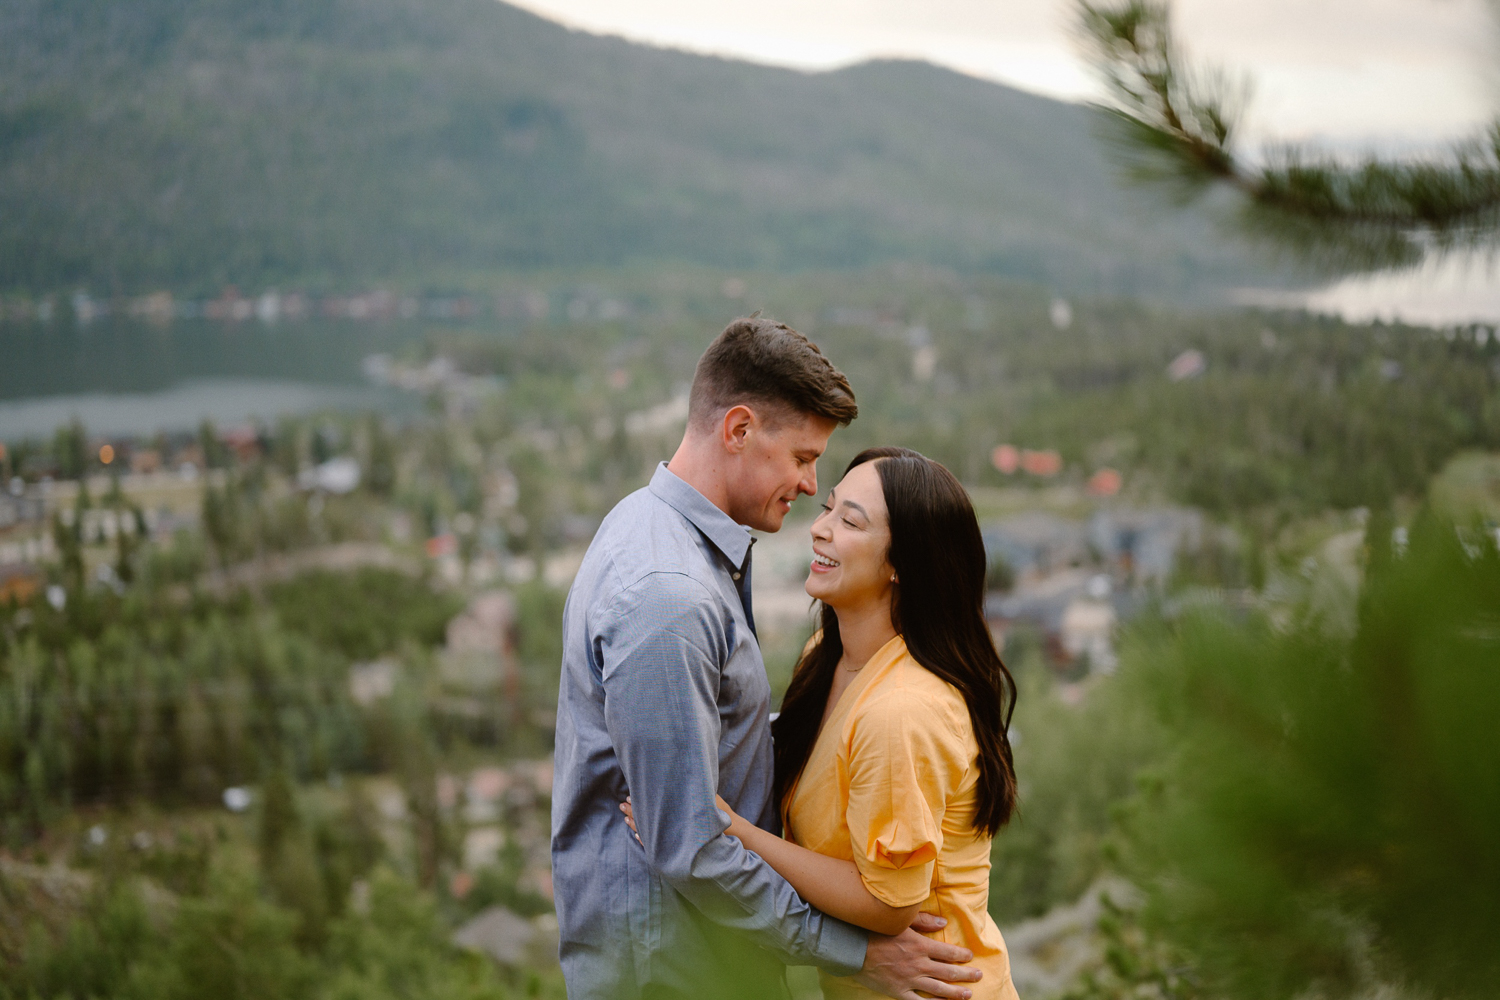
[508,0,1499,150]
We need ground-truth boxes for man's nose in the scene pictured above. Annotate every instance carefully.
[800,466,818,497]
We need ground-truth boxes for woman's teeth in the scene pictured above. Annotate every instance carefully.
[813,554,840,568]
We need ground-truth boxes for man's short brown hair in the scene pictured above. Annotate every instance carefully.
[688,317,858,430]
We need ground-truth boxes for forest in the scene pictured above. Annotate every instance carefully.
[3,269,1499,998]
[0,0,1279,296]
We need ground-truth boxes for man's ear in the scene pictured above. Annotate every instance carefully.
[720,404,756,454]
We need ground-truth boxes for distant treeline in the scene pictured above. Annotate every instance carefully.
[805,296,1500,524]
[0,567,461,842]
[0,288,554,326]
[6,271,1497,541]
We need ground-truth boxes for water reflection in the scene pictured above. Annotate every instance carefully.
[0,318,432,402]
[0,318,434,437]
[1234,249,1500,325]
[0,378,411,438]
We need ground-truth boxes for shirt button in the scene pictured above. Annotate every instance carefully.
[731,572,742,581]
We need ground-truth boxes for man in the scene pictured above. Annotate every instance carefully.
[552,317,983,999]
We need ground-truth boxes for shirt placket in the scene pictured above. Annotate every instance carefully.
[729,538,756,638]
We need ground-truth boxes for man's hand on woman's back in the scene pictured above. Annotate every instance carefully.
[856,912,982,1000]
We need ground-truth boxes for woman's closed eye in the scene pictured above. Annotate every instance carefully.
[823,500,862,528]
[820,502,860,528]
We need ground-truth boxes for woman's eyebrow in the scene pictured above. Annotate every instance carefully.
[840,500,869,519]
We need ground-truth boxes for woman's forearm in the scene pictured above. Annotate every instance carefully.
[730,822,919,936]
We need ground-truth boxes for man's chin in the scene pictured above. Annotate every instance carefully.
[751,510,788,533]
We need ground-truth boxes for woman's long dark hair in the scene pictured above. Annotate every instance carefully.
[772,447,1019,837]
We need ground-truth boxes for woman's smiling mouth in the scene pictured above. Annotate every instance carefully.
[810,552,840,572]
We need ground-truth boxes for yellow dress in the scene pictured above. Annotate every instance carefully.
[784,635,1020,1000]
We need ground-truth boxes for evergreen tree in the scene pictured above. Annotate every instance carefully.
[364,415,397,498]
[1076,0,1500,270]
[402,733,450,892]
[199,419,230,471]
[53,419,89,480]
[258,766,331,947]
[201,477,243,568]
[51,510,83,592]
[160,858,314,1000]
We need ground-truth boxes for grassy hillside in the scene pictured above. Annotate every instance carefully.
[0,0,1280,295]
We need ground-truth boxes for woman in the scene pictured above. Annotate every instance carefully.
[627,447,1020,999]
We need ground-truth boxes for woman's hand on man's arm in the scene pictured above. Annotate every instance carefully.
[624,795,921,938]
[714,795,922,936]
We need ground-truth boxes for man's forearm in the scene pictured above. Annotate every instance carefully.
[645,825,869,974]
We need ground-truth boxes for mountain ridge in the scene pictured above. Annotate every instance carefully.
[0,0,1276,296]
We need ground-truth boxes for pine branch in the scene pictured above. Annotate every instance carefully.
[1079,2,1246,192]
[1077,0,1500,267]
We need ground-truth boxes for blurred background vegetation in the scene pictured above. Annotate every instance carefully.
[4,269,1497,999]
[3,0,1500,997]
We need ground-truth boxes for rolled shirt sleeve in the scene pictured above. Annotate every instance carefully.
[599,573,868,975]
[845,690,965,909]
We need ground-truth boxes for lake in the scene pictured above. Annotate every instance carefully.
[4,259,1496,442]
[1235,250,1500,326]
[0,319,431,439]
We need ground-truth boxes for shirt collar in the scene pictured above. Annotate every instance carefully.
[649,462,754,569]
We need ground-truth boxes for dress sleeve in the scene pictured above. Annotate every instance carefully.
[844,686,967,909]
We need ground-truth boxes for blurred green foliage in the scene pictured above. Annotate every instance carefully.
[319,867,540,1000]
[456,838,554,922]
[1,852,557,1000]
[987,660,1162,925]
[1113,512,1500,1000]
[51,420,89,481]
[0,560,477,844]
[0,593,363,840]
[267,568,462,662]
[2,267,1498,998]
[512,582,565,671]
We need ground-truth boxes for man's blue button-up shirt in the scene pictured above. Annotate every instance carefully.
[551,463,868,998]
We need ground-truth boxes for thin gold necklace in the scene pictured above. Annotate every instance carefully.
[841,631,898,672]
